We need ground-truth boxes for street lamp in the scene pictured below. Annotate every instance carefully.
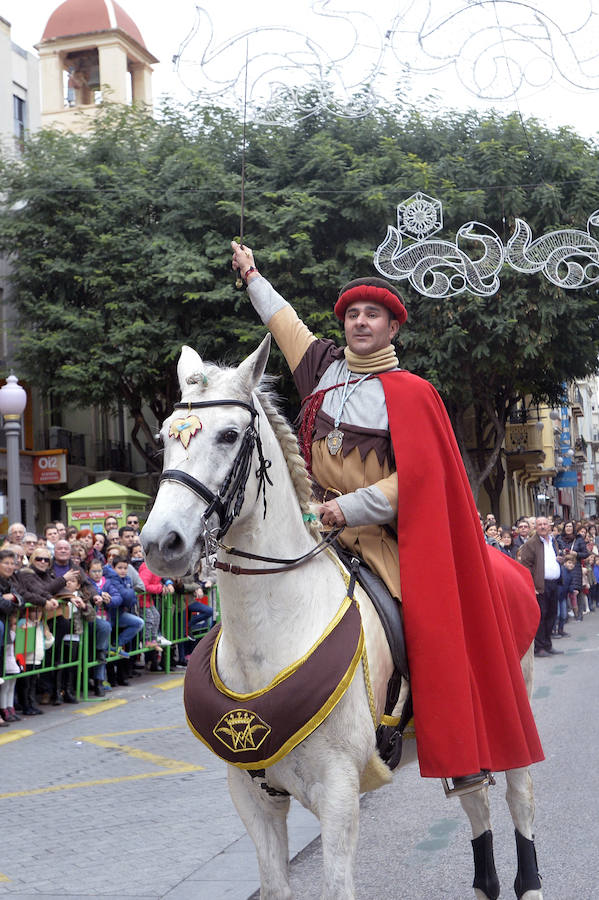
[0,375,27,524]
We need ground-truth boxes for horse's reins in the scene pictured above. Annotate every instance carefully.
[160,398,343,575]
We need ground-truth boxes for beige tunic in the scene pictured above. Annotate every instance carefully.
[254,291,401,599]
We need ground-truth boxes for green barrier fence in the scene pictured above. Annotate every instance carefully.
[0,588,220,707]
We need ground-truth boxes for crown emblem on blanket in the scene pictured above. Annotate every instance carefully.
[213,709,271,753]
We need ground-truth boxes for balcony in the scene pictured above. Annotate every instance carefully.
[574,436,587,461]
[48,426,86,467]
[505,422,545,473]
[95,439,132,473]
[505,422,544,454]
[571,388,584,418]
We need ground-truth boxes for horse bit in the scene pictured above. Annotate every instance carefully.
[160,398,341,575]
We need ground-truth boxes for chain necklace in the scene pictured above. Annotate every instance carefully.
[326,371,371,455]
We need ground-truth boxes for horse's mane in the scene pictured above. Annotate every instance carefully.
[256,380,321,540]
[184,365,319,539]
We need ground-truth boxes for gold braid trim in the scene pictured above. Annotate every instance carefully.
[361,641,378,729]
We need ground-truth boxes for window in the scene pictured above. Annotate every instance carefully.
[13,96,26,148]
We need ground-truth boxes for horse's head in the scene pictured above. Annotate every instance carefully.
[141,335,271,577]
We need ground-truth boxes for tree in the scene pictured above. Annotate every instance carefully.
[0,103,252,468]
[1,102,599,498]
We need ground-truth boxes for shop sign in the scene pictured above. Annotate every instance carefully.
[554,470,578,488]
[33,452,67,484]
[71,508,123,521]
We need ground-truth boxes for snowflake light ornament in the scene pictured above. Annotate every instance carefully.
[397,193,443,242]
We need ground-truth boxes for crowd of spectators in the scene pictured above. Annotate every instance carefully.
[480,511,599,654]
[0,516,216,726]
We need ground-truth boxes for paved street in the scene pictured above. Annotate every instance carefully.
[281,611,599,899]
[0,666,319,900]
[1,612,599,900]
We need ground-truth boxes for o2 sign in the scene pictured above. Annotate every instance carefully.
[33,452,67,484]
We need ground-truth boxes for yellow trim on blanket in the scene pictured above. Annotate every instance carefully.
[186,624,365,769]
[210,594,353,700]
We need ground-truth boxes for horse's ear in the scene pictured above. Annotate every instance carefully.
[177,345,204,395]
[236,334,271,393]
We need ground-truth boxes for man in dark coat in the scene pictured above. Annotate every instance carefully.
[517,516,564,657]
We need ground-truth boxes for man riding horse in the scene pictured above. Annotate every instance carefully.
[231,241,543,789]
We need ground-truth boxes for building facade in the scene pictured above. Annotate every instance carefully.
[0,1,158,534]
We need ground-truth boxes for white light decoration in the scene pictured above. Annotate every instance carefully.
[389,1,599,102]
[506,212,599,289]
[374,192,504,297]
[173,2,599,124]
[374,194,599,298]
[173,3,391,125]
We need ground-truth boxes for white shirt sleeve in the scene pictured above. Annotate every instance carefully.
[336,485,396,527]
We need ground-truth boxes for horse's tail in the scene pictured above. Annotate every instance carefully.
[359,752,392,793]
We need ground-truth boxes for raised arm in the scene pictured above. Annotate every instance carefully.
[231,241,316,373]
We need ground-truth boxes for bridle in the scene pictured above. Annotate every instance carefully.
[160,399,272,543]
[159,397,342,575]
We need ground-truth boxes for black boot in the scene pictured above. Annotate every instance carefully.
[93,679,105,697]
[62,668,79,703]
[116,659,129,686]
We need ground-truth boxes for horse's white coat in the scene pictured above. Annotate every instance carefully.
[142,338,543,900]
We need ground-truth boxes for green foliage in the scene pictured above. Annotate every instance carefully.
[1,101,599,482]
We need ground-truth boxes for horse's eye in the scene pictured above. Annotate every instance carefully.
[218,430,239,445]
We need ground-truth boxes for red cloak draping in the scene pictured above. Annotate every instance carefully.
[379,370,544,778]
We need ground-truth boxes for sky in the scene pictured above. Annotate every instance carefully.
[2,0,599,137]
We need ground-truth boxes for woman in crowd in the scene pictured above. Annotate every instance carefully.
[484,522,500,548]
[557,521,589,619]
[76,530,95,568]
[498,526,517,557]
[70,540,88,570]
[19,547,78,705]
[92,532,107,565]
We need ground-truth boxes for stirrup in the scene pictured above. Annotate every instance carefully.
[442,770,496,798]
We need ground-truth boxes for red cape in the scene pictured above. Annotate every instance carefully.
[379,370,544,777]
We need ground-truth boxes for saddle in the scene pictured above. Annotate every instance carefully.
[333,542,412,770]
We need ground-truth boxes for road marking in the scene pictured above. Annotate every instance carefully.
[87,725,183,737]
[0,729,34,746]
[0,726,204,800]
[80,735,198,769]
[74,699,128,715]
[0,873,10,882]
[155,677,185,690]
[0,766,204,800]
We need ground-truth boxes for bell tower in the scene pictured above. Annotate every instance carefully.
[36,0,158,132]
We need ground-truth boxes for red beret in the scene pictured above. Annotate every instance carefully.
[334,280,408,324]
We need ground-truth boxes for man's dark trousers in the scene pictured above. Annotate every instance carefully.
[535,579,559,652]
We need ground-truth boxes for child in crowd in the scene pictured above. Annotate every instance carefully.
[16,606,54,715]
[56,570,96,702]
[592,555,599,611]
[578,556,591,621]
[103,555,144,686]
[136,548,169,672]
[0,612,22,723]
[83,560,115,696]
[555,552,576,638]
[583,553,596,614]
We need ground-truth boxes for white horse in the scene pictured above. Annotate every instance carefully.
[141,336,543,900]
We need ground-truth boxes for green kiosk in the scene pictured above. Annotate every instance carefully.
[61,478,151,533]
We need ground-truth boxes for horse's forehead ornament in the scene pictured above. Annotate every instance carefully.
[168,414,203,449]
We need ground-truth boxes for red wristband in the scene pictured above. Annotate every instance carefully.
[243,266,258,284]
